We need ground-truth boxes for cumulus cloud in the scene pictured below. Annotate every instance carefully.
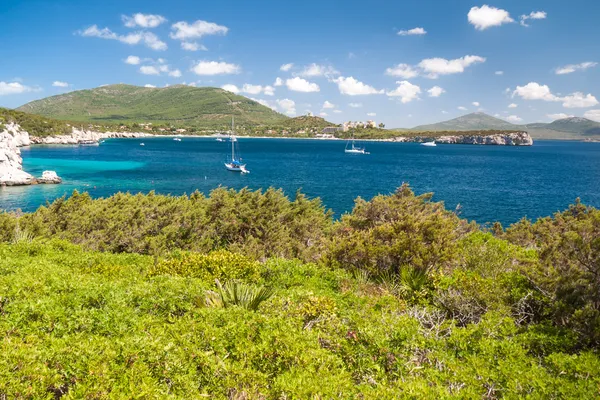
[285,77,320,92]
[386,81,421,103]
[122,13,167,28]
[506,115,522,123]
[520,11,547,27]
[250,98,276,110]
[240,84,275,96]
[280,63,294,72]
[348,103,363,108]
[458,106,468,111]
[276,98,296,115]
[333,76,383,96]
[322,100,335,109]
[508,103,518,108]
[0,81,36,95]
[555,62,597,75]
[472,101,480,107]
[367,112,376,117]
[274,77,283,87]
[52,81,69,87]
[170,20,228,40]
[495,71,504,75]
[297,63,339,78]
[418,55,486,78]
[398,27,426,36]
[427,86,445,97]
[140,65,160,75]
[125,55,141,65]
[181,41,207,51]
[468,5,514,30]
[168,69,182,78]
[79,25,167,50]
[221,84,240,93]
[192,61,240,75]
[547,113,574,120]
[144,84,156,88]
[562,92,599,108]
[319,112,328,117]
[385,64,419,79]
[583,109,600,122]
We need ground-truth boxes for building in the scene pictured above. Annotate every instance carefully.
[322,127,343,134]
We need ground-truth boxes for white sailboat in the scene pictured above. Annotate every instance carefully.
[224,118,249,173]
[345,134,369,154]
[421,141,436,147]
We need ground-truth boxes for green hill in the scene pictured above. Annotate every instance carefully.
[17,84,288,129]
[546,117,600,135]
[412,112,518,131]
[0,107,73,137]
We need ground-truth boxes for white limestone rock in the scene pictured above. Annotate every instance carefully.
[0,123,35,186]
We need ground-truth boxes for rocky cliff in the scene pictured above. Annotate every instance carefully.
[30,129,149,145]
[394,132,533,146]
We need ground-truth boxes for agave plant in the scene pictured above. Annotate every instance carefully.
[12,224,35,244]
[205,280,274,311]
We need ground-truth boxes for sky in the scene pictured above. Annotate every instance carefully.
[1,0,599,128]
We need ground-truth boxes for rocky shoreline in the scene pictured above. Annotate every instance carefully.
[30,129,149,145]
[392,131,533,146]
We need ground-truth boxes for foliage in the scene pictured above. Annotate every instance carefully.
[0,107,72,137]
[205,280,274,311]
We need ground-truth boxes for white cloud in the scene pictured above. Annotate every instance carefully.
[277,98,296,115]
[52,81,69,88]
[547,113,574,120]
[144,84,156,88]
[192,61,240,75]
[297,63,339,78]
[512,82,559,101]
[458,106,468,111]
[263,86,275,96]
[349,103,363,108]
[418,55,485,78]
[508,103,518,108]
[506,115,522,123]
[442,111,449,114]
[520,11,547,27]
[386,81,421,103]
[168,69,182,78]
[249,98,276,110]
[495,71,504,75]
[122,13,167,28]
[0,81,35,95]
[285,77,320,92]
[333,76,383,96]
[181,41,207,51]
[280,63,294,72]
[319,112,328,117]
[240,84,275,96]
[333,110,342,114]
[427,86,445,97]
[274,77,283,87]
[170,20,228,40]
[125,55,141,65]
[221,84,240,93]
[367,112,376,117]
[322,100,335,109]
[468,5,514,30]
[140,65,160,75]
[472,101,480,107]
[555,62,598,75]
[398,27,426,36]
[583,110,600,122]
[561,92,599,108]
[385,63,419,79]
[79,26,167,50]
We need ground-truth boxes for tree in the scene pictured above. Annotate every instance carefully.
[379,123,385,129]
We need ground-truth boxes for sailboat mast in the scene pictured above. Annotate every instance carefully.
[231,117,235,160]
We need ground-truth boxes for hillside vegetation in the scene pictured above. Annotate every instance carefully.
[0,107,72,137]
[0,186,599,398]
[17,84,288,129]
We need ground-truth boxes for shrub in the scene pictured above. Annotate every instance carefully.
[205,280,274,311]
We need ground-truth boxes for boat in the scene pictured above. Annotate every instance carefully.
[421,141,437,147]
[78,140,98,146]
[140,143,145,146]
[216,138,224,142]
[345,134,369,154]
[173,138,182,142]
[224,118,249,173]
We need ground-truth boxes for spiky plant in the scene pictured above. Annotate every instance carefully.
[205,280,274,311]
[12,223,34,244]
[398,266,429,296]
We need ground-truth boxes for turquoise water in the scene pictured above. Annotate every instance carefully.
[1,138,599,226]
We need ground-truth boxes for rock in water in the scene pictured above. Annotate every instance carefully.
[36,170,62,184]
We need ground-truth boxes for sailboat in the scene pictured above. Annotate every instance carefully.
[224,118,249,173]
[345,134,369,154]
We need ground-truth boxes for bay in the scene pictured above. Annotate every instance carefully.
[1,137,599,226]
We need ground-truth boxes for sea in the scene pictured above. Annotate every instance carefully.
[1,137,599,226]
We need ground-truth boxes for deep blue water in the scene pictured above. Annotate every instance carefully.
[1,138,599,226]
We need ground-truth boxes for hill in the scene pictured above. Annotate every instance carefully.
[546,117,600,135]
[17,84,288,129]
[0,107,72,137]
[280,115,334,130]
[412,112,518,131]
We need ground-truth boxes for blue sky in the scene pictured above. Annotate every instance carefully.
[1,0,599,127]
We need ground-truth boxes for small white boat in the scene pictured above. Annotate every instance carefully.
[421,141,437,147]
[173,138,182,141]
[345,135,369,154]
[216,138,224,142]
[225,118,249,174]
[140,143,145,146]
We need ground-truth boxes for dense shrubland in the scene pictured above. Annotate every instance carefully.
[0,186,599,398]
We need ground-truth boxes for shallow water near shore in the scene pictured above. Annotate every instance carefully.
[1,137,599,226]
